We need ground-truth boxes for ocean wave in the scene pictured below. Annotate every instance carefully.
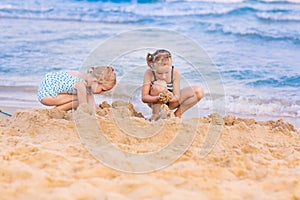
[223,95,300,118]
[256,12,300,22]
[166,0,245,3]
[197,6,297,18]
[1,2,298,24]
[0,4,54,13]
[0,3,151,24]
[71,0,244,3]
[247,75,300,87]
[0,13,148,24]
[258,0,300,4]
[192,6,295,17]
[207,23,300,43]
[71,0,162,3]
[60,0,300,4]
[0,3,286,20]
[131,5,266,17]
[223,69,264,80]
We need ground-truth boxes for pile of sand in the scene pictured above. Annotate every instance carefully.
[0,102,299,199]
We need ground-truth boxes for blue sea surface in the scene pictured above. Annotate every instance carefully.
[0,0,299,126]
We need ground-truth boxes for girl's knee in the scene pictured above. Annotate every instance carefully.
[194,86,204,101]
[41,96,55,106]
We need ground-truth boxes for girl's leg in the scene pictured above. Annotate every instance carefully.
[150,104,162,121]
[149,83,166,120]
[56,100,79,111]
[41,94,78,111]
[169,86,204,117]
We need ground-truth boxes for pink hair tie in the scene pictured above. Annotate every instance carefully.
[109,66,114,72]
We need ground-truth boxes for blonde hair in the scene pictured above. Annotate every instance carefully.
[89,66,116,85]
[146,49,172,68]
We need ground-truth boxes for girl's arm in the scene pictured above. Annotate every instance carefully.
[169,69,180,103]
[74,82,97,110]
[73,82,87,104]
[87,93,97,110]
[141,70,160,104]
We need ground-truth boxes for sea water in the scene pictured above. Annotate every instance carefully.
[0,0,299,126]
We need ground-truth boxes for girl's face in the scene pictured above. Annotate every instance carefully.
[153,63,172,81]
[92,81,115,94]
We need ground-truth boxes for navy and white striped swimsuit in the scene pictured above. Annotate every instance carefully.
[151,66,174,92]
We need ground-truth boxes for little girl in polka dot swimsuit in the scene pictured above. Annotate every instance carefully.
[38,66,116,111]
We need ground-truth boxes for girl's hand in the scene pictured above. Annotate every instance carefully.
[167,91,173,100]
[158,91,173,104]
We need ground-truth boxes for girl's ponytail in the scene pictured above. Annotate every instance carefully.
[146,53,153,68]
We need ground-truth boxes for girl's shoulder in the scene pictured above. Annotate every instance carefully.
[144,68,153,76]
[67,71,79,77]
[173,67,180,76]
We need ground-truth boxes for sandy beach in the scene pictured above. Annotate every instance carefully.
[1,102,299,200]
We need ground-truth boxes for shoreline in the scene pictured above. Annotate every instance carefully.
[0,84,299,128]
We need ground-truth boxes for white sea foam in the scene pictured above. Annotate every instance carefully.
[257,12,300,21]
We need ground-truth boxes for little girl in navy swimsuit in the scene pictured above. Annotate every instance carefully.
[141,49,204,121]
[38,66,116,111]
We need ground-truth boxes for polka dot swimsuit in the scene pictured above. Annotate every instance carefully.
[37,71,85,102]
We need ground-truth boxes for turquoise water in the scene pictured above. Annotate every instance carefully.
[0,0,299,126]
